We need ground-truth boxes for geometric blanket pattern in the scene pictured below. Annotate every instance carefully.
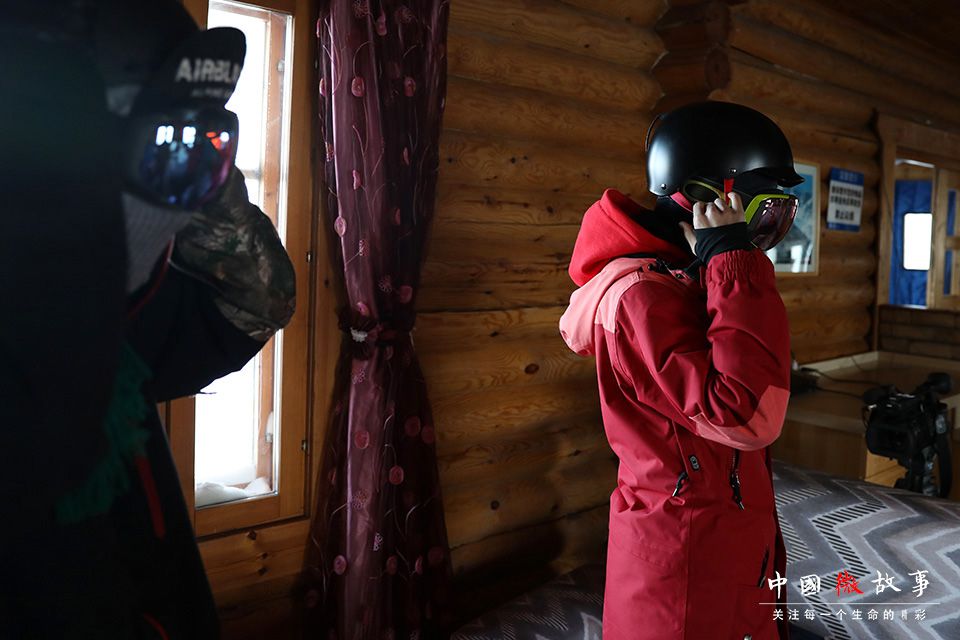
[773,460,960,640]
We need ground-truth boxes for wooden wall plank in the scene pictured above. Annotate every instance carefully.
[451,0,665,69]
[558,0,667,27]
[448,29,661,112]
[432,378,600,447]
[738,0,960,103]
[418,306,567,350]
[445,75,649,162]
[427,220,578,265]
[787,308,873,345]
[439,418,608,488]
[726,53,874,126]
[439,130,648,196]
[434,184,596,226]
[729,14,960,127]
[443,446,617,548]
[420,335,595,397]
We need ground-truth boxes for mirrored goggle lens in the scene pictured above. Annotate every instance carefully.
[126,109,239,209]
[746,195,798,250]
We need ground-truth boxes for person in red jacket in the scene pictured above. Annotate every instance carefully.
[560,101,803,640]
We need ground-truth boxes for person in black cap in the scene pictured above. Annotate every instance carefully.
[1,1,295,637]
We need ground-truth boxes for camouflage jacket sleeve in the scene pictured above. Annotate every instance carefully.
[171,167,296,342]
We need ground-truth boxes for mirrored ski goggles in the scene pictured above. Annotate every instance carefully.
[681,179,799,250]
[122,107,239,210]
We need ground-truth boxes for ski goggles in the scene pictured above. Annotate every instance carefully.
[122,106,239,210]
[682,179,798,250]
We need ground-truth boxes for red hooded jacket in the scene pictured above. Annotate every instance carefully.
[559,190,792,639]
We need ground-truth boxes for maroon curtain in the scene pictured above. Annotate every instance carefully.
[304,1,453,638]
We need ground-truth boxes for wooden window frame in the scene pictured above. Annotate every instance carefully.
[172,0,314,537]
[875,114,960,347]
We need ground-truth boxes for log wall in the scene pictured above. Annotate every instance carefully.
[711,0,960,363]
[420,0,668,623]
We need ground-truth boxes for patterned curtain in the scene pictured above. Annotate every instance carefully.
[304,1,453,639]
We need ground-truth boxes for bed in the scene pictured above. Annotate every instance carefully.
[451,461,960,640]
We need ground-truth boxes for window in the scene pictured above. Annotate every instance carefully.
[903,212,933,271]
[170,0,312,536]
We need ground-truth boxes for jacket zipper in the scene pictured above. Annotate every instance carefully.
[672,470,688,497]
[729,449,744,510]
[671,424,701,497]
[756,546,770,587]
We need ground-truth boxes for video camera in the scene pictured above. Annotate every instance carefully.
[862,373,954,498]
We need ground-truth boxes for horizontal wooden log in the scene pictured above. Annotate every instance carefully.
[819,220,877,250]
[793,144,878,187]
[709,89,870,140]
[656,1,730,51]
[787,307,872,344]
[444,75,648,162]
[559,0,667,27]
[450,503,609,617]
[431,377,601,446]
[419,261,573,311]
[439,418,609,489]
[726,53,874,127]
[815,250,875,282]
[450,0,665,70]
[729,15,960,129]
[434,183,597,225]
[777,280,875,310]
[428,220,578,265]
[448,28,661,112]
[792,337,872,365]
[738,0,960,103]
[420,218,578,311]
[439,130,647,196]
[418,306,566,351]
[654,48,730,96]
[421,334,595,397]
[774,116,879,160]
[442,445,617,547]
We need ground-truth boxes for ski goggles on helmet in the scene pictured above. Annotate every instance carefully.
[681,179,798,251]
[121,106,239,210]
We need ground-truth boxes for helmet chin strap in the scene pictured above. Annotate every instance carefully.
[670,191,694,212]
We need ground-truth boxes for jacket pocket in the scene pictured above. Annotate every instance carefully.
[609,490,685,572]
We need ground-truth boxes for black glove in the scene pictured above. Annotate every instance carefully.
[693,222,753,265]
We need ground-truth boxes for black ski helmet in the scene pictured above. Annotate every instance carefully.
[646,101,803,196]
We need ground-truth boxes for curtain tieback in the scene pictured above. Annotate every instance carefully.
[338,307,413,358]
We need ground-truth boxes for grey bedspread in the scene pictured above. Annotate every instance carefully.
[774,461,960,640]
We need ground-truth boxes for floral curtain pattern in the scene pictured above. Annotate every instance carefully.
[304,1,453,638]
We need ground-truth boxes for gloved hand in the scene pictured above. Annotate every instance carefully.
[679,193,754,265]
[171,167,296,341]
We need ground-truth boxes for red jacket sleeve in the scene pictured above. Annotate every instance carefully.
[613,250,791,450]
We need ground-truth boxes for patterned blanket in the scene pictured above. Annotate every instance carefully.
[774,461,960,640]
